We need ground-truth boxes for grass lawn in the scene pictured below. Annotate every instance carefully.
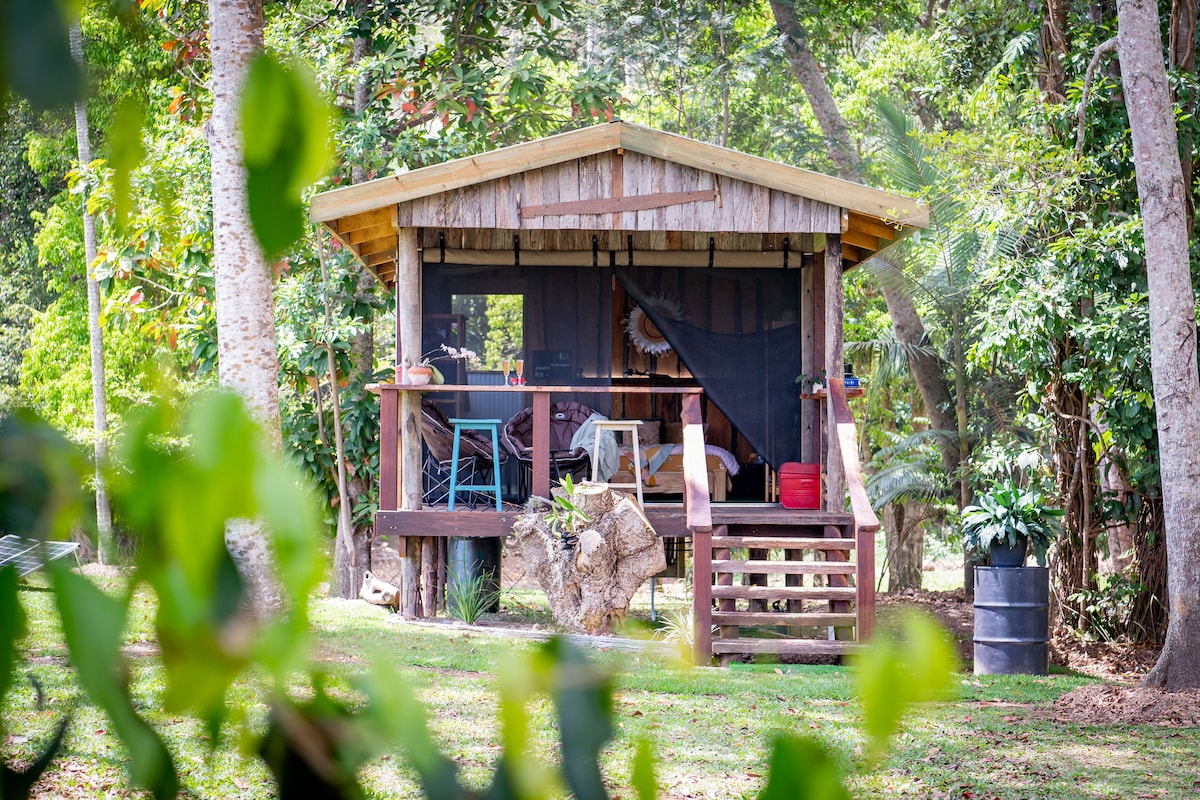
[3,574,1196,799]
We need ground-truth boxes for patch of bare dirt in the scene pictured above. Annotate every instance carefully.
[878,588,974,661]
[1047,684,1200,727]
[1049,633,1162,682]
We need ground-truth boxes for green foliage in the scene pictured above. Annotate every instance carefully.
[0,0,82,111]
[17,292,166,442]
[445,566,499,625]
[758,734,851,800]
[541,474,591,549]
[630,738,657,800]
[960,479,1063,565]
[241,53,332,260]
[0,407,91,539]
[108,96,145,228]
[852,611,959,762]
[50,564,179,798]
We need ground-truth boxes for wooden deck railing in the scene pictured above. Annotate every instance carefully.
[681,394,714,664]
[827,379,881,640]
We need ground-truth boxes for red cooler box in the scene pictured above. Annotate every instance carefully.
[779,462,821,509]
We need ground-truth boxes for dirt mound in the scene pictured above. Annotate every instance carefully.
[1050,684,1200,727]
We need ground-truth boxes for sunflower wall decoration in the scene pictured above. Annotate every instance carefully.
[624,297,683,356]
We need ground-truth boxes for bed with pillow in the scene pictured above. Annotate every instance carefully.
[608,420,737,501]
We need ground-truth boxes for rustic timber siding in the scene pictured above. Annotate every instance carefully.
[397,152,842,234]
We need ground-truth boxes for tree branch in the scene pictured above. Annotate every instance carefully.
[1075,36,1119,158]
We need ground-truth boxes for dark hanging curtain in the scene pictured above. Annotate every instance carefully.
[616,267,803,470]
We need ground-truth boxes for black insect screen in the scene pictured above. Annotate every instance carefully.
[616,267,804,470]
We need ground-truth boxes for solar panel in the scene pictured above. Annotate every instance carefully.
[0,535,81,578]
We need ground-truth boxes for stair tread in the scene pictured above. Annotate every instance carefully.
[712,585,856,600]
[711,559,857,575]
[712,611,857,626]
[710,508,854,526]
[711,638,860,655]
[710,536,856,550]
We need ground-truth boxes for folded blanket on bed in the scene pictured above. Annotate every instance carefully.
[623,443,740,480]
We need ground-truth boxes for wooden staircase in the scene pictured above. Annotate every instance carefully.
[703,509,863,661]
[683,383,880,665]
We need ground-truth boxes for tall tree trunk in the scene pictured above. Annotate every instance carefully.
[769,0,860,179]
[209,0,283,610]
[332,28,376,599]
[1118,0,1200,691]
[884,501,923,591]
[1169,0,1198,235]
[1094,403,1135,572]
[69,23,113,565]
[1039,0,1072,103]
[879,281,958,472]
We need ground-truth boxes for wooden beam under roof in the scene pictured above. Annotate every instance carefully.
[348,222,398,245]
[847,211,898,240]
[356,234,397,258]
[842,229,880,251]
[335,206,397,234]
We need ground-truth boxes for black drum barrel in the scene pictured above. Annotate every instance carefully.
[973,566,1049,675]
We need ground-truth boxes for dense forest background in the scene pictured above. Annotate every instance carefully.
[2,0,1195,646]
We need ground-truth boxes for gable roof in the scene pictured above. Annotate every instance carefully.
[311,120,928,228]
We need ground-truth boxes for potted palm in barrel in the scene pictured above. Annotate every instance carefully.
[961,479,1062,567]
[964,479,1062,676]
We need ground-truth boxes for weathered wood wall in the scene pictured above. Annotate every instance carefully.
[398,152,843,234]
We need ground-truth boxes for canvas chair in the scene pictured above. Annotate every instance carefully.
[421,398,506,507]
[501,401,596,493]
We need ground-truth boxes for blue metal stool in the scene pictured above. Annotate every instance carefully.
[448,419,504,511]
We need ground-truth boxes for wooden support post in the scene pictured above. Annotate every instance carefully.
[379,390,398,512]
[682,393,713,665]
[376,388,405,557]
[436,537,447,613]
[715,526,735,640]
[532,390,551,498]
[800,259,817,464]
[421,535,436,617]
[824,234,845,511]
[397,226,425,617]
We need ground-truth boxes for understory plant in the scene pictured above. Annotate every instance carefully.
[541,474,591,550]
[961,479,1063,565]
[446,566,499,625]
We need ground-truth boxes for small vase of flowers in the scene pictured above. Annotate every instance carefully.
[402,345,479,385]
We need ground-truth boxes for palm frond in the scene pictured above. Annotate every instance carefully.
[866,459,951,509]
[872,428,959,459]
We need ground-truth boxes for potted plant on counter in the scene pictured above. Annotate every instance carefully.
[961,479,1063,567]
[402,345,479,385]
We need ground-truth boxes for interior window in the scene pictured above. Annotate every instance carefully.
[450,294,523,371]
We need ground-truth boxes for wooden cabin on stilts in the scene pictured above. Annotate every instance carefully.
[309,121,927,664]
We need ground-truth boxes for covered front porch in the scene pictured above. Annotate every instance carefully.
[311,121,926,663]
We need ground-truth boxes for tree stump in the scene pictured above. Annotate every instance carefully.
[512,483,665,634]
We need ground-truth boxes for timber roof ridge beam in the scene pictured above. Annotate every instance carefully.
[310,120,929,229]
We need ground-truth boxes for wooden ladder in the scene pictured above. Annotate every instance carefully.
[706,514,862,660]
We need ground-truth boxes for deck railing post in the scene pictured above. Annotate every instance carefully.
[827,379,880,641]
[681,393,713,664]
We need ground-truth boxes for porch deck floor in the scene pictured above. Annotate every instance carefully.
[375,502,852,539]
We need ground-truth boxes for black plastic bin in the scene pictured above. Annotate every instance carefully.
[973,566,1049,675]
[447,538,502,614]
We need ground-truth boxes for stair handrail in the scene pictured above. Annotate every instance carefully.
[681,393,714,664]
[827,378,879,639]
